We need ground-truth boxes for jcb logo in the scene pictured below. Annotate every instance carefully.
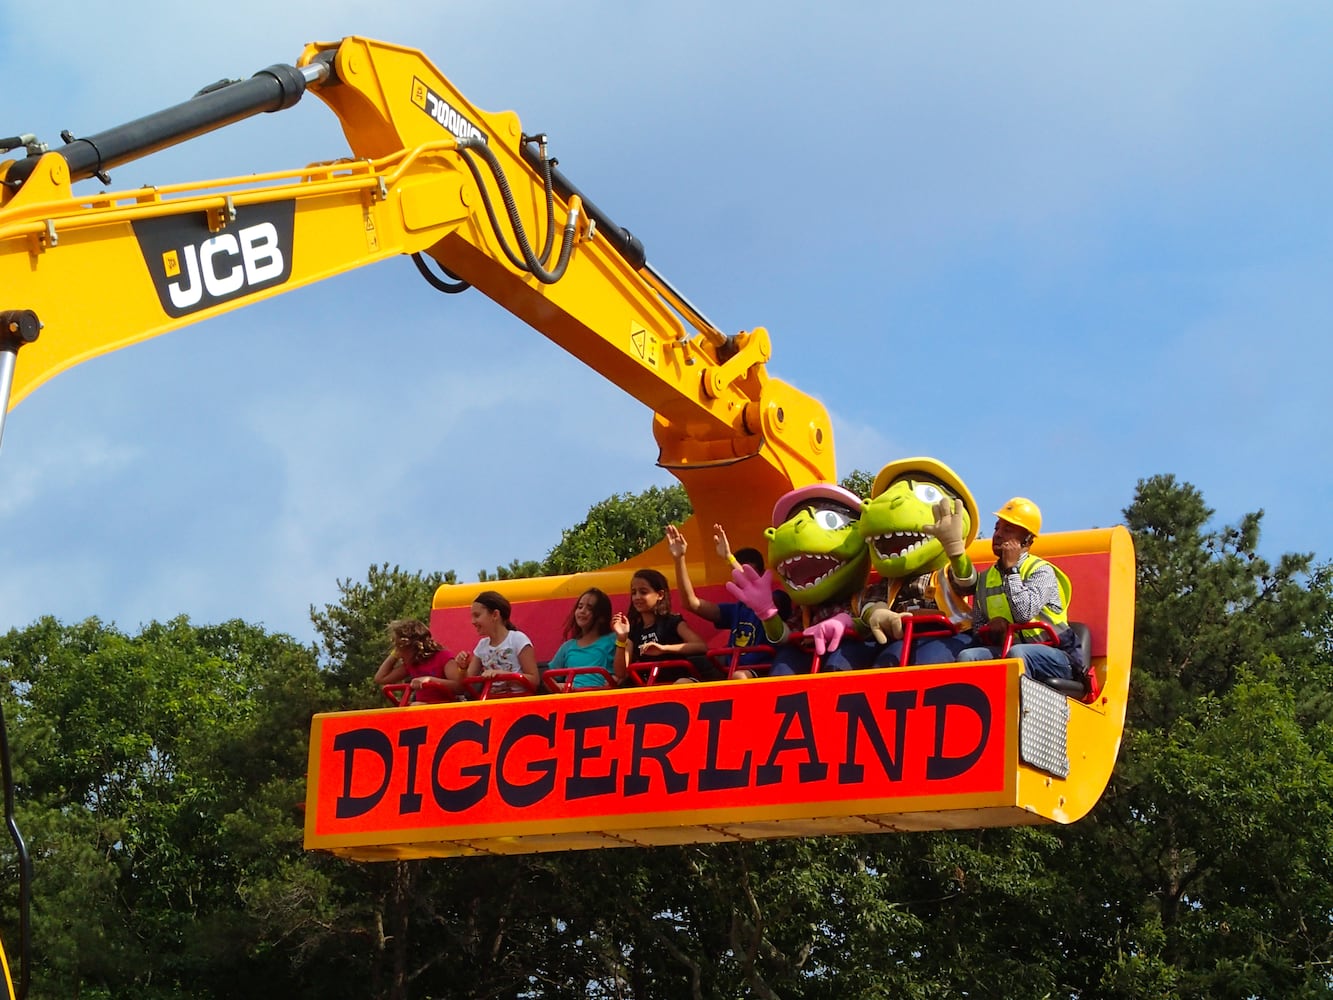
[162,222,285,310]
[133,202,296,318]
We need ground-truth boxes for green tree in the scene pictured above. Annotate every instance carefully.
[0,616,331,998]
[840,467,874,500]
[5,475,1331,999]
[479,558,544,582]
[542,485,691,574]
[1081,475,1333,998]
[309,562,454,699]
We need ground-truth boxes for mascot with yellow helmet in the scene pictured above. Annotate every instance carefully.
[855,457,981,667]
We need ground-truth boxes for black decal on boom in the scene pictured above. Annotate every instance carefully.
[131,201,296,318]
[411,77,488,143]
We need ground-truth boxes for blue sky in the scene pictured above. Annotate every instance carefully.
[2,2,1330,644]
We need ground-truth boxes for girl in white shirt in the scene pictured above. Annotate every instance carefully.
[458,590,540,695]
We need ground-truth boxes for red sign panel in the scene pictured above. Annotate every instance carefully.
[307,663,1015,846]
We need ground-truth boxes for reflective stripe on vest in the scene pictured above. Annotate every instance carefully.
[980,555,1069,642]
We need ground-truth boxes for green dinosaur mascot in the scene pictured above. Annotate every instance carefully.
[856,456,979,667]
[725,483,868,674]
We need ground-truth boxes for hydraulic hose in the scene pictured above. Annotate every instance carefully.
[455,138,578,285]
[411,253,470,294]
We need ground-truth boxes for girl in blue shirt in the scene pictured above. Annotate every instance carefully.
[548,588,617,689]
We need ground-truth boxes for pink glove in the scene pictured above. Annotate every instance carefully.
[725,564,778,620]
[804,613,853,656]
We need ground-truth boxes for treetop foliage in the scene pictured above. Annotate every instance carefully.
[0,471,1329,998]
[542,485,692,576]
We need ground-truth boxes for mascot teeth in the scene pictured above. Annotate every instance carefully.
[778,553,842,591]
[872,531,927,560]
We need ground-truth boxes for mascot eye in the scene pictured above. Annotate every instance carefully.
[812,508,851,530]
[913,483,945,505]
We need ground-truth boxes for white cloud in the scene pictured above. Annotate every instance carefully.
[0,431,138,518]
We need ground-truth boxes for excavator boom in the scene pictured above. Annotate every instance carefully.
[0,37,834,546]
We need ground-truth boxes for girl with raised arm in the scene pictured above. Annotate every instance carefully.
[611,568,707,685]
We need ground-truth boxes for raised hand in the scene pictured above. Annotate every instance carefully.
[725,563,777,619]
[994,535,1023,571]
[711,523,732,561]
[665,523,687,558]
[611,613,631,645]
[921,496,966,557]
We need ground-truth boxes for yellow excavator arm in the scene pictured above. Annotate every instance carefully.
[0,36,834,547]
[0,37,842,999]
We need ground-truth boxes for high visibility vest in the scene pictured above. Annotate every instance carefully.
[979,555,1071,642]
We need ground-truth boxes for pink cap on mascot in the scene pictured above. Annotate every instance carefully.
[771,483,864,527]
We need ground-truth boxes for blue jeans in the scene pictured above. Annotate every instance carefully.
[875,632,977,667]
[769,640,868,675]
[958,642,1072,682]
[769,634,978,673]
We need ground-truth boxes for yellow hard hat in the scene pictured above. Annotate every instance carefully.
[994,497,1042,537]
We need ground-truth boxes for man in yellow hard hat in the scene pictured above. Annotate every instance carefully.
[956,497,1080,682]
